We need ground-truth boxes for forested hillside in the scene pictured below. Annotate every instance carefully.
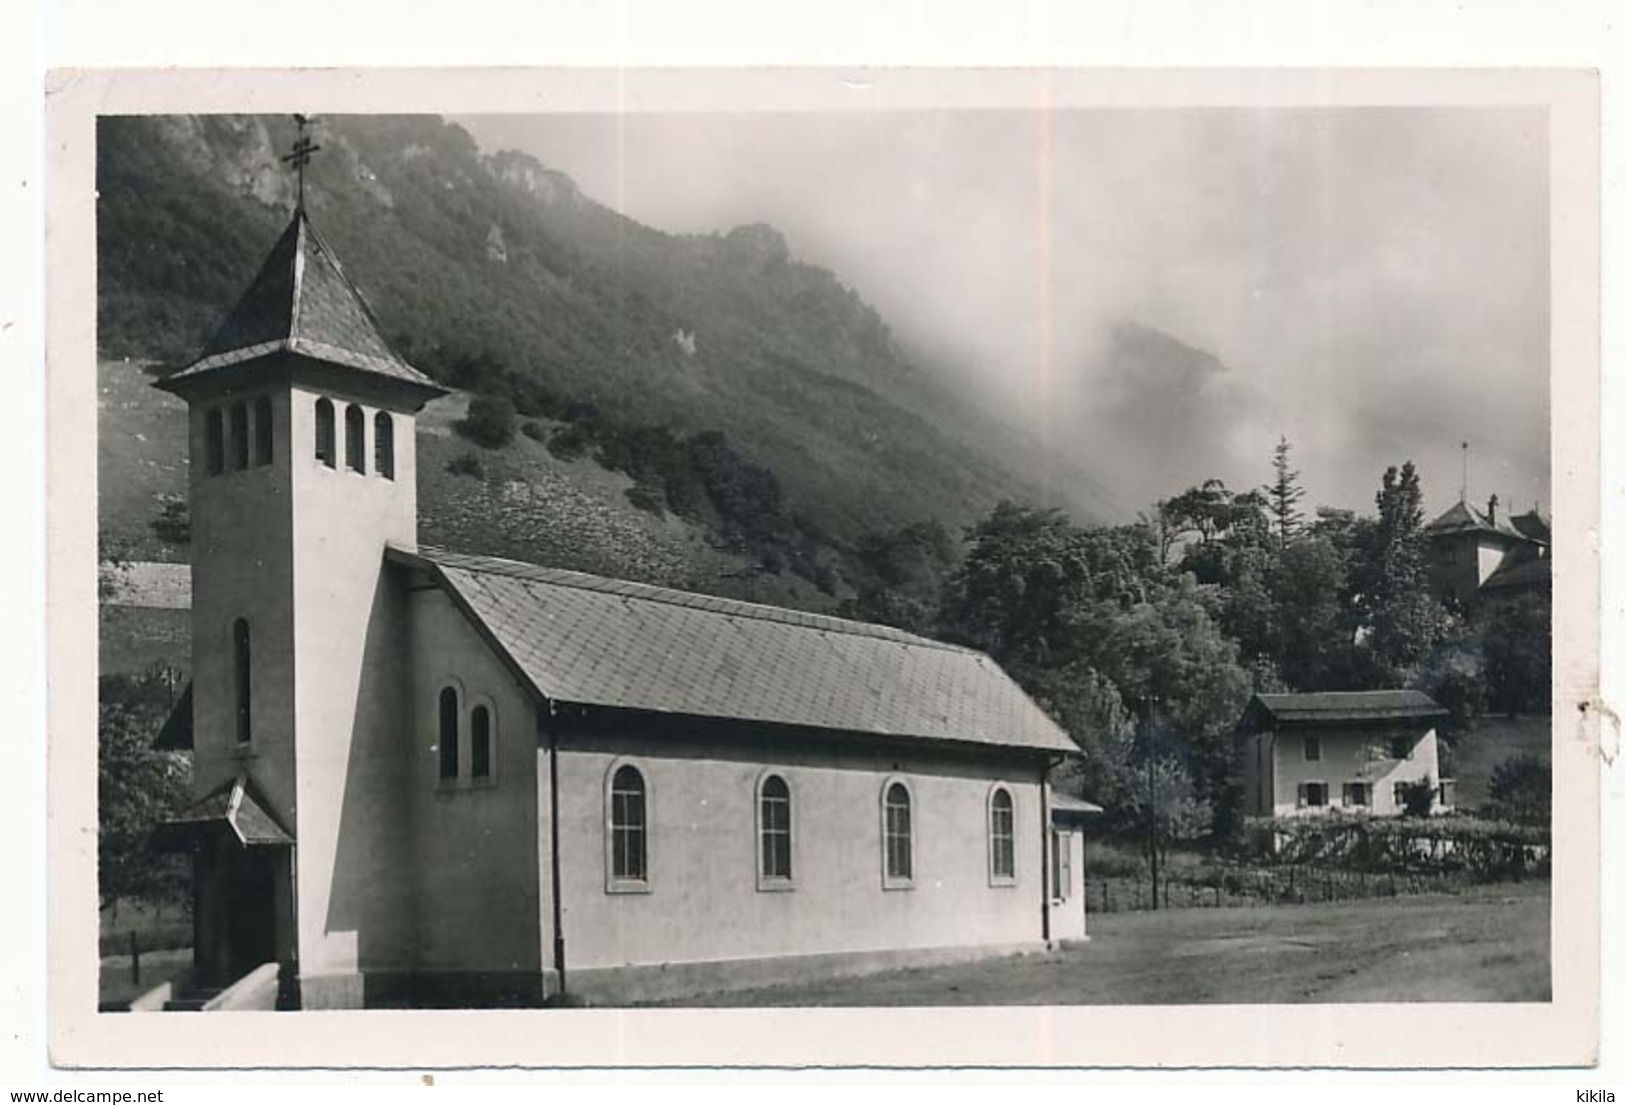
[97,114,1115,588]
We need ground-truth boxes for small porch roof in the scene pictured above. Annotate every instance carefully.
[1050,792,1105,827]
[151,775,294,851]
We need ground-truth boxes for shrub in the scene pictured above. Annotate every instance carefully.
[624,484,665,516]
[1487,753,1551,826]
[446,453,486,480]
[149,495,191,546]
[547,424,592,461]
[1398,775,1437,819]
[458,394,518,448]
[1085,839,1150,878]
[520,420,548,443]
[1246,812,1549,879]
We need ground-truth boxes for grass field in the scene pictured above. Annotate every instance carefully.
[661,882,1550,1006]
[1446,715,1550,810]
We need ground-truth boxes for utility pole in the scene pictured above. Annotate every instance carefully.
[1145,696,1161,912]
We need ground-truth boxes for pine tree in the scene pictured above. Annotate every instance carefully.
[1267,436,1306,544]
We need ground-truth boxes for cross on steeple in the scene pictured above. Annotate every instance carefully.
[281,114,322,211]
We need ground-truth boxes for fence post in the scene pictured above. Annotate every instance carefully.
[1103,880,1111,913]
[130,931,140,987]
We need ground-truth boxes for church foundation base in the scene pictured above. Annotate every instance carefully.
[299,971,365,1010]
[296,946,1052,1008]
[362,970,550,1009]
[565,940,1049,1006]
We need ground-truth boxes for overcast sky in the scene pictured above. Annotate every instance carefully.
[460,108,1549,521]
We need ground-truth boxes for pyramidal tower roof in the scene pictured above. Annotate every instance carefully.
[1424,498,1524,541]
[158,208,444,397]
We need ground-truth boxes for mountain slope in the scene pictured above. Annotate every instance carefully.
[97,114,1116,564]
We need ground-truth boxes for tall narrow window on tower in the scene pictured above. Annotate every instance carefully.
[345,404,366,474]
[253,396,273,466]
[232,618,252,743]
[205,408,225,476]
[229,402,250,471]
[374,412,395,480]
[315,397,336,467]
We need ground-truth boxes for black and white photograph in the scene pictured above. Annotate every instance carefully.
[42,65,1600,1069]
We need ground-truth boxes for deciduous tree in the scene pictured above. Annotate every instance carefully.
[99,670,190,915]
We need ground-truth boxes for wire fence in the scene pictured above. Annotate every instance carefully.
[1083,863,1495,914]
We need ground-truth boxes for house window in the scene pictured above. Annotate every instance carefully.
[1393,782,1407,807]
[345,404,366,474]
[882,780,914,888]
[1298,782,1328,808]
[438,686,458,780]
[1343,782,1370,808]
[205,408,225,475]
[988,786,1016,884]
[1050,829,1072,902]
[253,396,273,466]
[229,402,250,471]
[232,618,251,743]
[374,412,395,480]
[315,398,336,467]
[1303,736,1321,762]
[758,774,792,885]
[609,765,648,888]
[470,704,491,780]
[1390,735,1414,760]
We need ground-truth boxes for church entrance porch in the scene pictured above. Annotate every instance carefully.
[152,775,297,1006]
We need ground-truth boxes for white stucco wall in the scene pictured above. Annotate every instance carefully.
[404,588,541,975]
[549,731,1051,972]
[1476,543,1509,588]
[286,379,423,984]
[1260,725,1445,817]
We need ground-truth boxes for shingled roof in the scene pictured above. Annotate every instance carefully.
[1481,542,1553,594]
[157,209,443,395]
[389,546,1077,755]
[1238,690,1447,731]
[152,775,294,850]
[1425,499,1525,542]
[1510,509,1551,545]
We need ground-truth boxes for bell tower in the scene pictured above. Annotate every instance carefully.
[155,117,446,1006]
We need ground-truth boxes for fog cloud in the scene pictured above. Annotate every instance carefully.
[460,107,1549,522]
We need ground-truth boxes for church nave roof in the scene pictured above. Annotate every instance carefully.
[390,545,1078,756]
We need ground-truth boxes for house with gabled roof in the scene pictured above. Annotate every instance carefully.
[147,166,1088,1010]
[1236,691,1453,819]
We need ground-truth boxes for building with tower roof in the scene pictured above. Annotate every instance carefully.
[1423,494,1551,616]
[146,127,1090,1010]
